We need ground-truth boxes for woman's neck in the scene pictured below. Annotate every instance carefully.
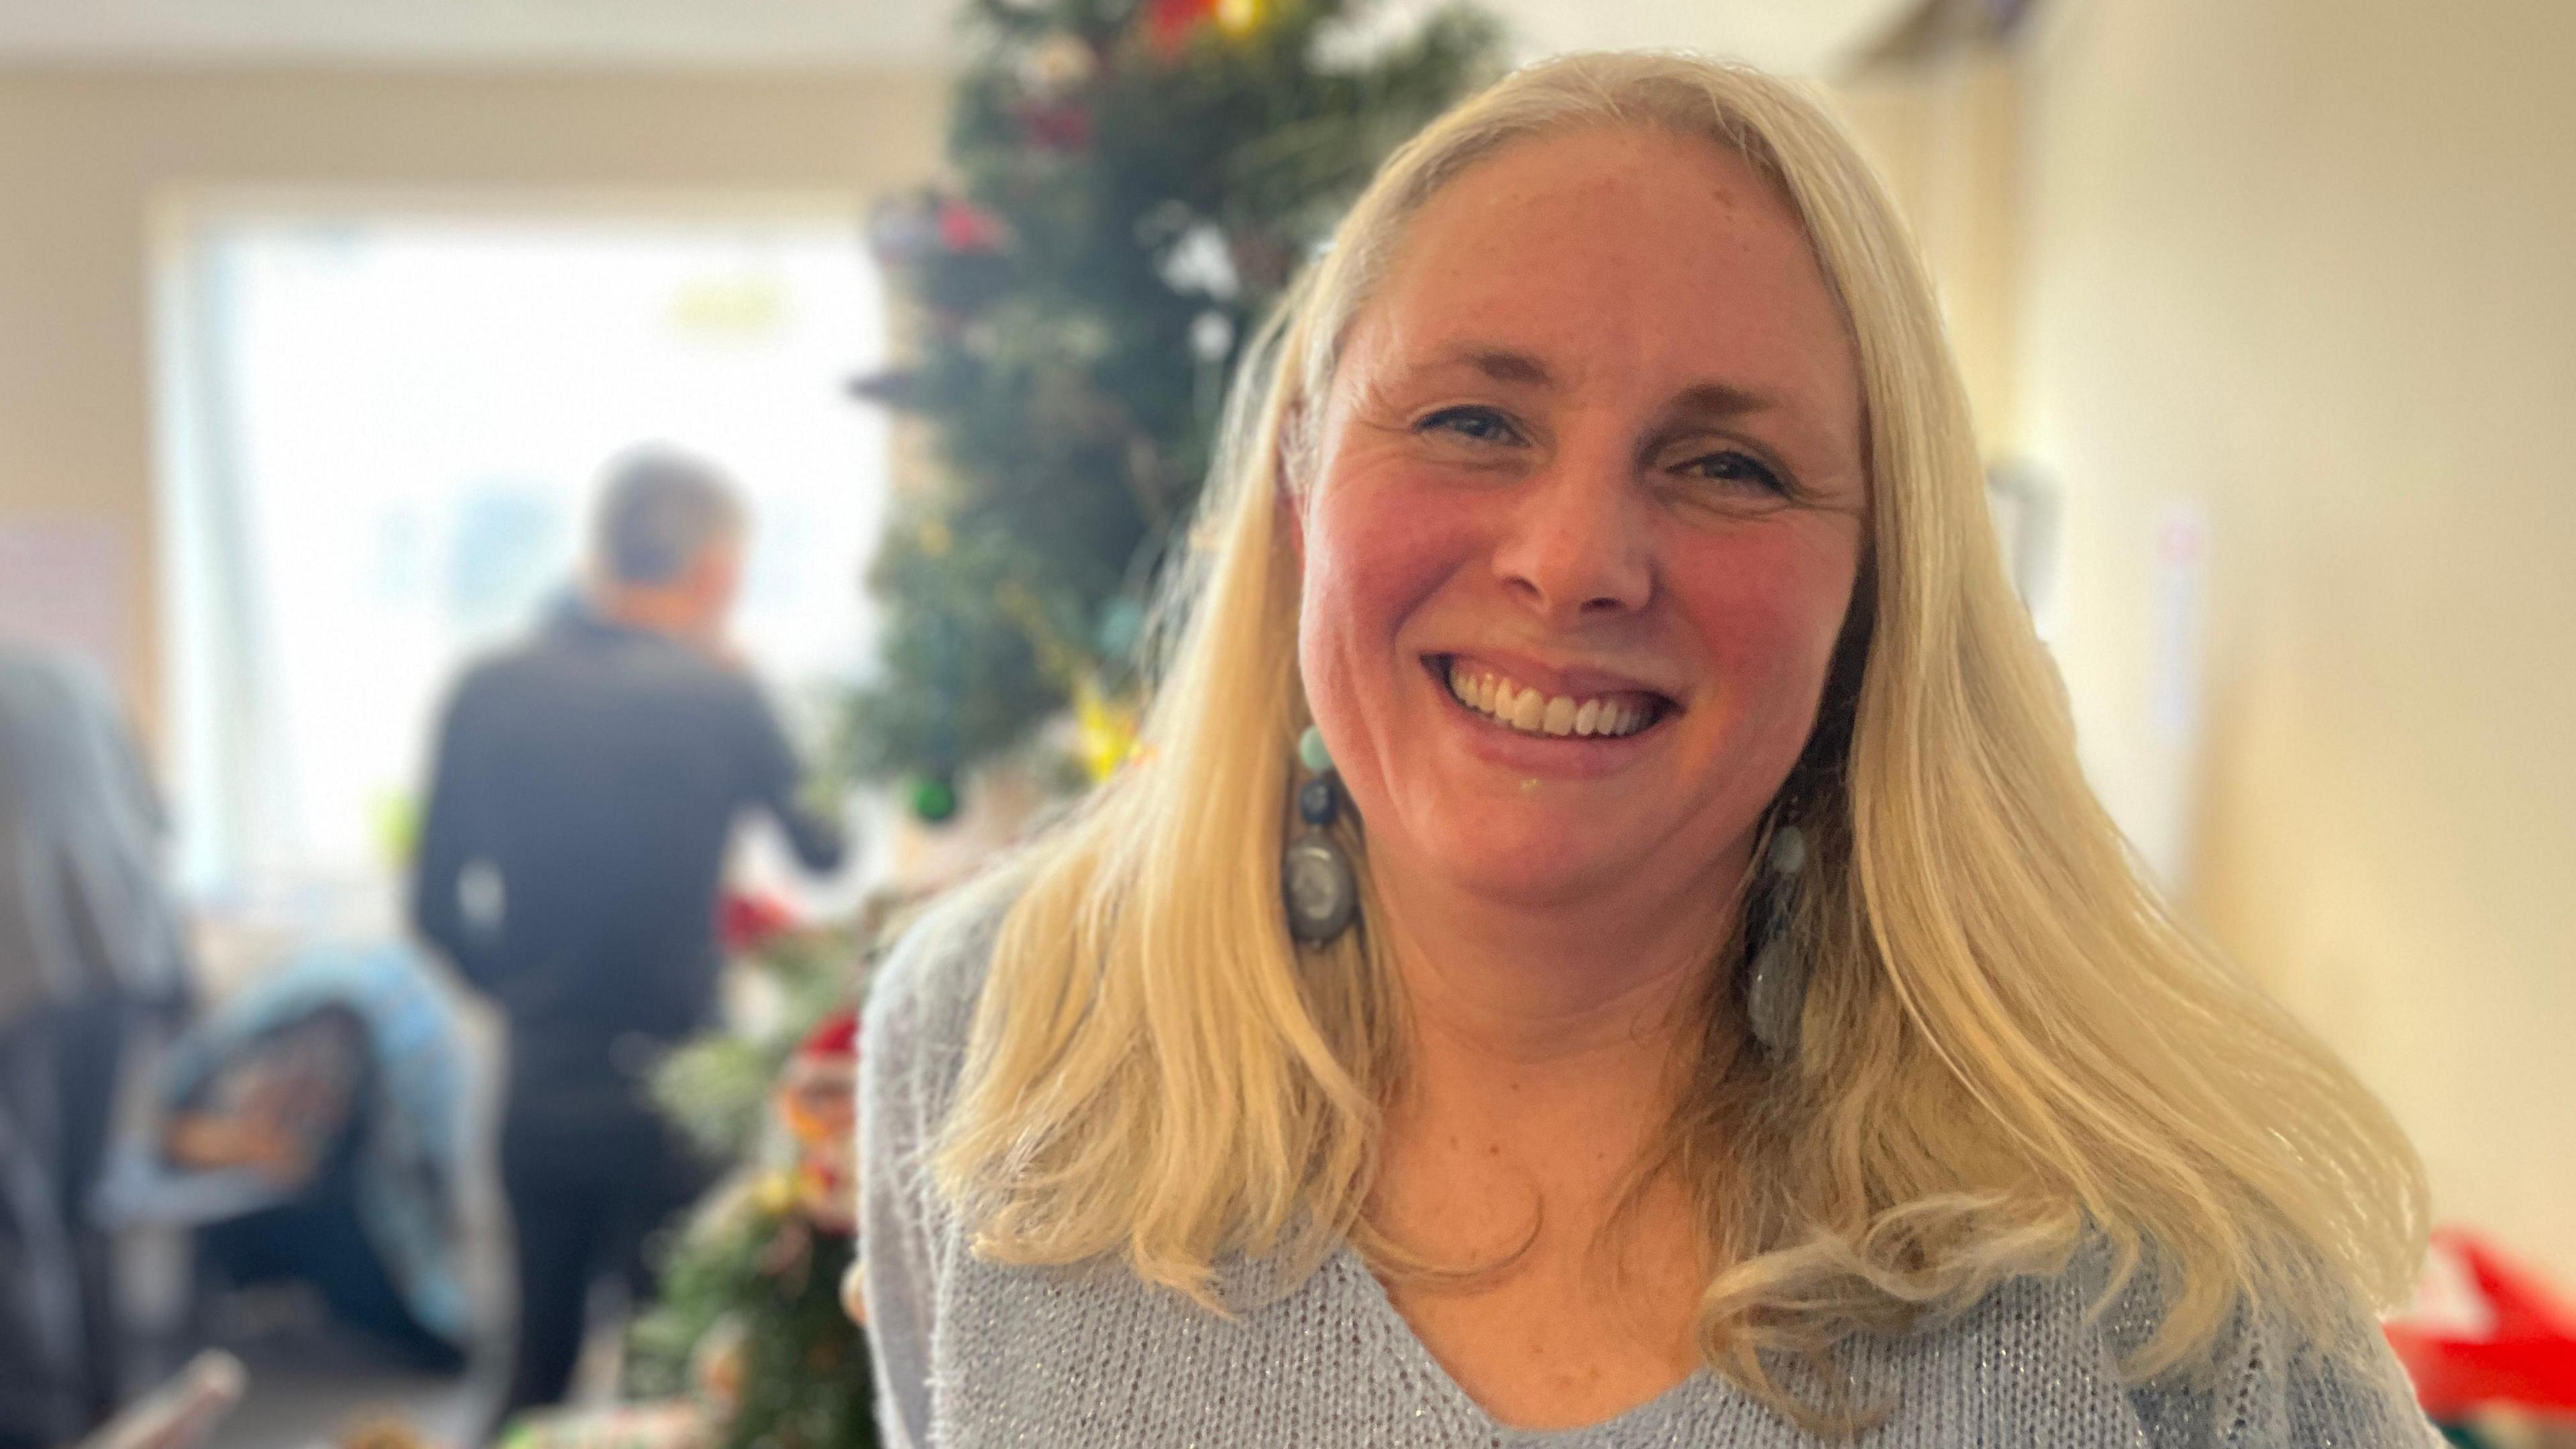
[1364,842,1753,1186]
[1370,842,1749,1067]
[1360,845,1749,1311]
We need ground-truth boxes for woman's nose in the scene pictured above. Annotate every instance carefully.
[1489,455,1654,623]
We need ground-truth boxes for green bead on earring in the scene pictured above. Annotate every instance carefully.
[1297,724,1334,773]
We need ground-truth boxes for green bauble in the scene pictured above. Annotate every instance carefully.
[908,773,961,824]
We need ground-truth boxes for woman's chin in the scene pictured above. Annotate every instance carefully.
[1391,815,1652,912]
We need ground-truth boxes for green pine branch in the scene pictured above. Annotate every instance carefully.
[845,0,1502,795]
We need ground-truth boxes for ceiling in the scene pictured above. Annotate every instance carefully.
[0,0,1909,76]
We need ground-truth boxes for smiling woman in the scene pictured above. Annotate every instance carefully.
[855,52,2434,1447]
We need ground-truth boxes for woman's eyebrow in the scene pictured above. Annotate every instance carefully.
[1405,345,1814,451]
[1421,342,1556,387]
[1668,380,1786,419]
[1417,345,1792,421]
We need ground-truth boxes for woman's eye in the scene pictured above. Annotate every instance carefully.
[1684,449,1788,494]
[1416,406,1521,445]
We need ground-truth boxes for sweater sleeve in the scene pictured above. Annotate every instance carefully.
[2277,1331,2443,1447]
[857,873,1016,1449]
[2123,1287,2441,1448]
[859,929,943,1449]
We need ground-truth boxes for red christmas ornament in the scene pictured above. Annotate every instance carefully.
[798,1007,860,1064]
[1142,0,1218,58]
[935,198,1008,254]
[718,892,798,953]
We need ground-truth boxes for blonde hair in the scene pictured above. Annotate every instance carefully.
[934,50,2426,1422]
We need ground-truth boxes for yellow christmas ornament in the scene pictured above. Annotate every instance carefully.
[1216,0,1265,36]
[1073,677,1141,783]
[752,1170,798,1217]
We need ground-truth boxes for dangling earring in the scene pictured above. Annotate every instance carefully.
[1743,820,1809,1057]
[1282,725,1358,946]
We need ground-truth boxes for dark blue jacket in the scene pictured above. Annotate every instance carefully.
[411,602,842,1112]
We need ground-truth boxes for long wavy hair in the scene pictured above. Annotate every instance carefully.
[932,50,2426,1423]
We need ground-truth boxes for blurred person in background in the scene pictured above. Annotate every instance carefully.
[410,448,846,1441]
[0,644,189,1447]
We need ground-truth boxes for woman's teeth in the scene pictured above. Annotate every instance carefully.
[1444,660,1656,739]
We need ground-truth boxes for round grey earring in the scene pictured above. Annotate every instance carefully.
[1282,725,1358,946]
[1743,822,1809,1057]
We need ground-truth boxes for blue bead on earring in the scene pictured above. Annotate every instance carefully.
[1283,725,1358,945]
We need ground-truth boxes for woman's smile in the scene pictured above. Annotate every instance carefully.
[1418,651,1677,779]
[1431,653,1674,739]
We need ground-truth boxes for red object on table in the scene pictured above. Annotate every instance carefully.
[2384,1226,2576,1417]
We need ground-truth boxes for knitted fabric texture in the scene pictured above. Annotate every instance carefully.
[857,878,2439,1448]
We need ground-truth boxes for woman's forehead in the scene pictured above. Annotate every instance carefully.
[1345,126,1861,439]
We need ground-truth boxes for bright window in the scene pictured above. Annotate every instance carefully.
[157,209,889,911]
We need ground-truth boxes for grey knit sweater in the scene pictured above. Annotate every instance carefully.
[857,879,2438,1447]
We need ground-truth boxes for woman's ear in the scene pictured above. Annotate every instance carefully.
[1277,480,1306,570]
[1275,405,1309,568]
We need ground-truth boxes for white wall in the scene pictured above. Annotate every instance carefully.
[2011,0,2576,1279]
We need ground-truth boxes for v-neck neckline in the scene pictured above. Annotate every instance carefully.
[1328,1244,1731,1443]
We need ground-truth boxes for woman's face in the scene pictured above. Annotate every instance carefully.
[1295,125,1868,916]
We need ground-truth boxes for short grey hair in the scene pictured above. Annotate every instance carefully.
[591,446,745,585]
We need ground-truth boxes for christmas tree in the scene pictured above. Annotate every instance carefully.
[849,0,1501,814]
[613,906,890,1449]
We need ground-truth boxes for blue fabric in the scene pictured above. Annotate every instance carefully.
[156,940,471,1346]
